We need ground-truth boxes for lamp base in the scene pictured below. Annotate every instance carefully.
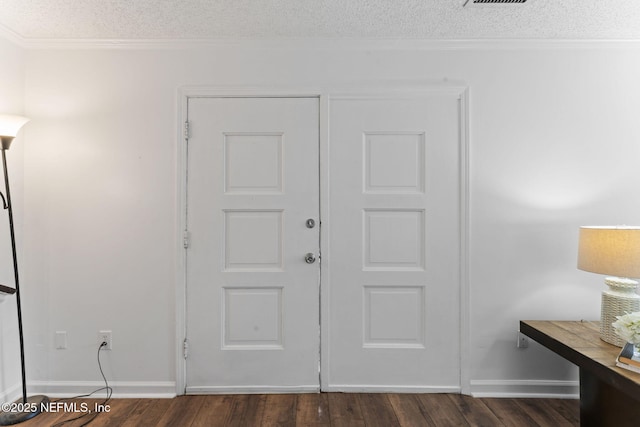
[600,277,640,347]
[0,395,50,425]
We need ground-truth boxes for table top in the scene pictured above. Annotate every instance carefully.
[520,320,640,397]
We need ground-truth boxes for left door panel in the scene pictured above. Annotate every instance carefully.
[185,97,320,393]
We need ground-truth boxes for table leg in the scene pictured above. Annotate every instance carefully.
[580,368,639,427]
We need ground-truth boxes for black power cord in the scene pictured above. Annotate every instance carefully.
[51,341,113,426]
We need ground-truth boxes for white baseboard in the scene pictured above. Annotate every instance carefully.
[9,380,577,399]
[27,381,177,399]
[469,380,579,399]
[186,385,319,394]
[0,382,21,404]
[188,385,460,394]
[322,385,461,393]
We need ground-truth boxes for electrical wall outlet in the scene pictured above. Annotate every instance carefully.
[98,330,112,350]
[55,331,67,349]
[517,331,529,348]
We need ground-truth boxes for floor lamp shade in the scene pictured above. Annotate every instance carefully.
[0,115,29,138]
[578,226,640,347]
[0,115,29,150]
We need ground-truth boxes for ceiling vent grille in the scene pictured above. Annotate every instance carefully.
[464,0,529,5]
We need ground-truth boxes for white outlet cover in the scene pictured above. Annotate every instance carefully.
[55,331,67,349]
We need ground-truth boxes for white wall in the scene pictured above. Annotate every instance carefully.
[0,35,25,401]
[20,41,640,397]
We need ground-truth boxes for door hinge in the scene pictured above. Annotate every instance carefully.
[184,121,191,139]
[183,338,189,359]
[183,230,190,249]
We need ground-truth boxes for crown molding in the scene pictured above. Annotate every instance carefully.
[5,33,640,51]
[0,22,24,47]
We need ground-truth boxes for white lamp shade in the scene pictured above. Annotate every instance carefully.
[0,114,29,137]
[578,226,640,279]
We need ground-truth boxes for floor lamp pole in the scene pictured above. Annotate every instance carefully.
[2,147,27,405]
[0,137,48,425]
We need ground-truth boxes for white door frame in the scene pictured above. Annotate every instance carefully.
[175,85,469,396]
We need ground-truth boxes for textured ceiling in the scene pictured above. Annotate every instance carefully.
[0,0,639,42]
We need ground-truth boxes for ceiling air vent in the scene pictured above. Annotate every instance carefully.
[464,0,529,5]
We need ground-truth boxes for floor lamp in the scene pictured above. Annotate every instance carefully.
[0,115,49,425]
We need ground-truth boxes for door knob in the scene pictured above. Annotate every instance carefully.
[306,218,316,229]
[304,253,316,264]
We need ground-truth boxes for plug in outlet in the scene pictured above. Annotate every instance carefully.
[55,331,67,349]
[98,330,112,350]
[517,331,529,348]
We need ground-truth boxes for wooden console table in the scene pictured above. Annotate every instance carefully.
[520,320,640,427]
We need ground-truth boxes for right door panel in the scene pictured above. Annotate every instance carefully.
[327,92,462,390]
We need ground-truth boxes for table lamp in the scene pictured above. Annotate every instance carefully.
[578,226,640,347]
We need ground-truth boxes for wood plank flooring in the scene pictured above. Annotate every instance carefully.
[18,394,579,427]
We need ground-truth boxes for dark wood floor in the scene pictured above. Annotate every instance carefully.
[20,393,579,427]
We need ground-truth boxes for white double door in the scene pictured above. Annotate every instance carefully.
[185,93,462,393]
